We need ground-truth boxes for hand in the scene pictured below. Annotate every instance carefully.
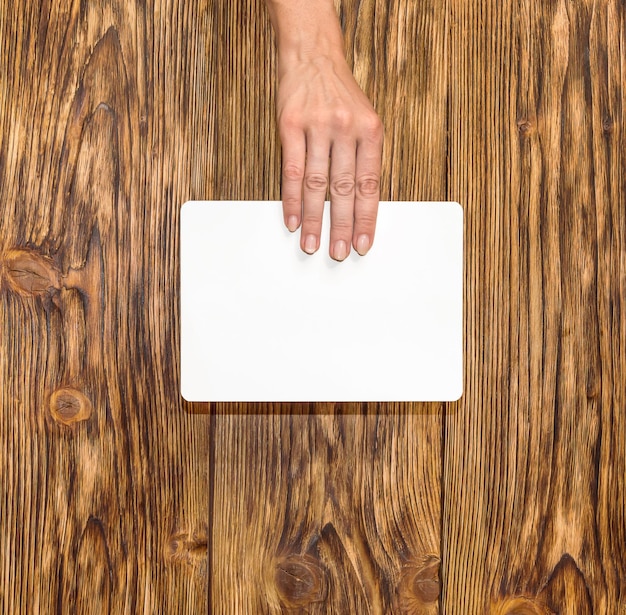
[276,54,384,260]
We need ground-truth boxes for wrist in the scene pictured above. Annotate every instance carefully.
[276,44,347,80]
[265,0,346,73]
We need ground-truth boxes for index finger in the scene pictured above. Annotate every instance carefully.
[352,118,384,255]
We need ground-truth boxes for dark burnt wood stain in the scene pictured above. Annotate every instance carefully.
[1,0,624,613]
[1,1,209,613]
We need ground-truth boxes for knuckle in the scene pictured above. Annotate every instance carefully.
[330,173,355,197]
[302,215,322,227]
[363,114,384,142]
[332,107,354,131]
[283,163,304,181]
[304,173,328,192]
[331,219,353,233]
[282,196,302,210]
[355,211,377,227]
[356,173,380,197]
[279,111,300,132]
[310,110,329,128]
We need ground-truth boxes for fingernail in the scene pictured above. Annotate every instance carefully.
[356,234,370,255]
[334,240,347,261]
[304,234,317,254]
[287,215,299,232]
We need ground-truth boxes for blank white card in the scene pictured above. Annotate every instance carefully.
[180,201,463,402]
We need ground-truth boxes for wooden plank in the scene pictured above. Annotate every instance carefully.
[212,409,443,614]
[0,1,210,612]
[444,0,626,611]
[207,0,449,612]
[7,0,622,611]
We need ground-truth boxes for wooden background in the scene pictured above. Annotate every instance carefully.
[1,0,624,613]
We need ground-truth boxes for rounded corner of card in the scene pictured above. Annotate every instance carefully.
[180,200,197,218]
[180,383,197,403]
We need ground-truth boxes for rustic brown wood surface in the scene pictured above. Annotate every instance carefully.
[445,0,625,612]
[0,1,210,613]
[1,1,624,614]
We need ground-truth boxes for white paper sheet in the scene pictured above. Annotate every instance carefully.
[180,200,463,402]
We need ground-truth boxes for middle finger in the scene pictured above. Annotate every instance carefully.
[328,137,357,261]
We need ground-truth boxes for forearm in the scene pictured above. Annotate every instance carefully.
[264,0,346,73]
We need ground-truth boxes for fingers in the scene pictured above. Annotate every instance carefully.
[279,108,383,261]
[279,124,306,233]
[279,118,332,257]
[328,137,356,261]
[352,116,384,256]
[300,134,330,254]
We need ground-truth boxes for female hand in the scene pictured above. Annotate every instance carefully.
[275,53,384,261]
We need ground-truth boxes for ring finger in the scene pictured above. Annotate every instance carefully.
[300,135,331,254]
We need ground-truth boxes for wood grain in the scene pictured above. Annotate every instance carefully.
[211,408,444,614]
[444,0,626,612]
[0,0,210,612]
[207,0,448,613]
[2,0,625,613]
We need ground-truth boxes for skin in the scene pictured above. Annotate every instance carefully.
[264,0,384,261]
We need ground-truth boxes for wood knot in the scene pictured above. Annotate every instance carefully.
[602,116,614,134]
[398,555,441,608]
[2,249,60,297]
[490,596,554,615]
[516,119,534,135]
[49,387,92,425]
[274,554,327,608]
[166,528,208,566]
